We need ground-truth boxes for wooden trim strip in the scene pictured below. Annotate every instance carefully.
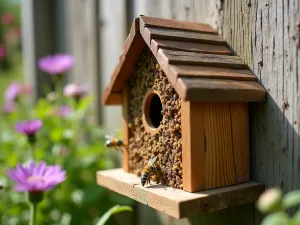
[122,85,130,171]
[103,17,146,105]
[181,101,206,192]
[102,91,122,105]
[97,168,264,219]
[172,65,257,81]
[230,103,250,183]
[140,15,217,34]
[148,27,226,45]
[161,49,248,69]
[152,39,232,55]
[175,78,267,102]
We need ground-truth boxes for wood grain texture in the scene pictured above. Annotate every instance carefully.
[155,49,178,85]
[97,168,264,219]
[161,49,247,69]
[217,0,300,208]
[172,65,256,81]
[102,18,146,104]
[141,15,217,34]
[148,27,226,45]
[131,1,278,224]
[175,78,267,102]
[102,91,122,105]
[181,101,205,192]
[127,1,273,224]
[122,85,129,172]
[204,103,237,189]
[151,39,231,55]
[230,103,250,183]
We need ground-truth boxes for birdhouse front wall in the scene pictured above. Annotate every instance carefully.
[126,48,183,189]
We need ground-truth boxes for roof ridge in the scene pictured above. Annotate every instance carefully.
[102,16,266,105]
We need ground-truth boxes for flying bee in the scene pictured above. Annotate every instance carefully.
[104,135,127,151]
[141,156,162,186]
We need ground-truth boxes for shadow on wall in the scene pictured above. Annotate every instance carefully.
[135,90,299,225]
[249,93,300,190]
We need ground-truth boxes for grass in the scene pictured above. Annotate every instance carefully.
[0,52,23,105]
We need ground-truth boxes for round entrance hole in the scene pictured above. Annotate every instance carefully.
[142,89,164,135]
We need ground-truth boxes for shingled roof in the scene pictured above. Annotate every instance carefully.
[102,16,266,105]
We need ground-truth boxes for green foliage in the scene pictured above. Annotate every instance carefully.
[96,205,133,225]
[0,81,133,224]
[261,212,289,225]
[0,0,21,70]
[257,188,300,225]
[282,191,300,210]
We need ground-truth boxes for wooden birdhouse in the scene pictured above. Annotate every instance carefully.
[97,16,266,218]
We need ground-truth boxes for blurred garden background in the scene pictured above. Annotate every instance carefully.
[1,1,183,224]
[0,1,136,225]
[2,1,298,225]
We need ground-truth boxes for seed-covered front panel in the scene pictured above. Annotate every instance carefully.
[128,48,183,189]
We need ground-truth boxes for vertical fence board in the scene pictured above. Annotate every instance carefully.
[129,0,300,225]
[65,0,102,123]
[22,0,57,99]
[98,0,127,135]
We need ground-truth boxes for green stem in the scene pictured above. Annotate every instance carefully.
[28,136,37,161]
[29,202,37,225]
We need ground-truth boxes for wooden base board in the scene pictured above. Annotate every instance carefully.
[96,168,264,219]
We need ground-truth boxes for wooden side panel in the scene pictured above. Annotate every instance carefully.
[230,103,250,183]
[204,103,237,189]
[181,101,205,192]
[122,85,130,172]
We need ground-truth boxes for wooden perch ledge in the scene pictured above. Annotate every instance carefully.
[97,168,264,219]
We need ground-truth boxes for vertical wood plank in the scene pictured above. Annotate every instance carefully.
[65,0,102,123]
[21,0,57,99]
[181,101,205,192]
[204,103,237,189]
[99,0,126,135]
[122,85,130,172]
[230,103,250,183]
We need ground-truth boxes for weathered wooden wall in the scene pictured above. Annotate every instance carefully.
[131,0,300,224]
[23,0,299,224]
[65,0,102,123]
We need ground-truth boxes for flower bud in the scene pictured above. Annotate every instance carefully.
[257,188,282,213]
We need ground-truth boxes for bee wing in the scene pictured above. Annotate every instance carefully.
[104,135,113,140]
[148,156,158,166]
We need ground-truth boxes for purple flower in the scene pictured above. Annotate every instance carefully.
[6,161,66,192]
[38,54,73,75]
[59,105,72,117]
[5,82,22,101]
[2,102,16,114]
[64,84,87,99]
[0,44,7,61]
[15,120,43,136]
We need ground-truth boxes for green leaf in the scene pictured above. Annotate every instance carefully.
[77,96,92,111]
[96,205,133,225]
[257,188,282,213]
[282,190,300,209]
[49,128,63,142]
[290,210,300,225]
[261,211,290,225]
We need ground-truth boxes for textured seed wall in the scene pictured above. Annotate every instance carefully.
[128,48,183,189]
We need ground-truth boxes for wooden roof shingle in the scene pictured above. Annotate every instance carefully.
[103,16,266,105]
